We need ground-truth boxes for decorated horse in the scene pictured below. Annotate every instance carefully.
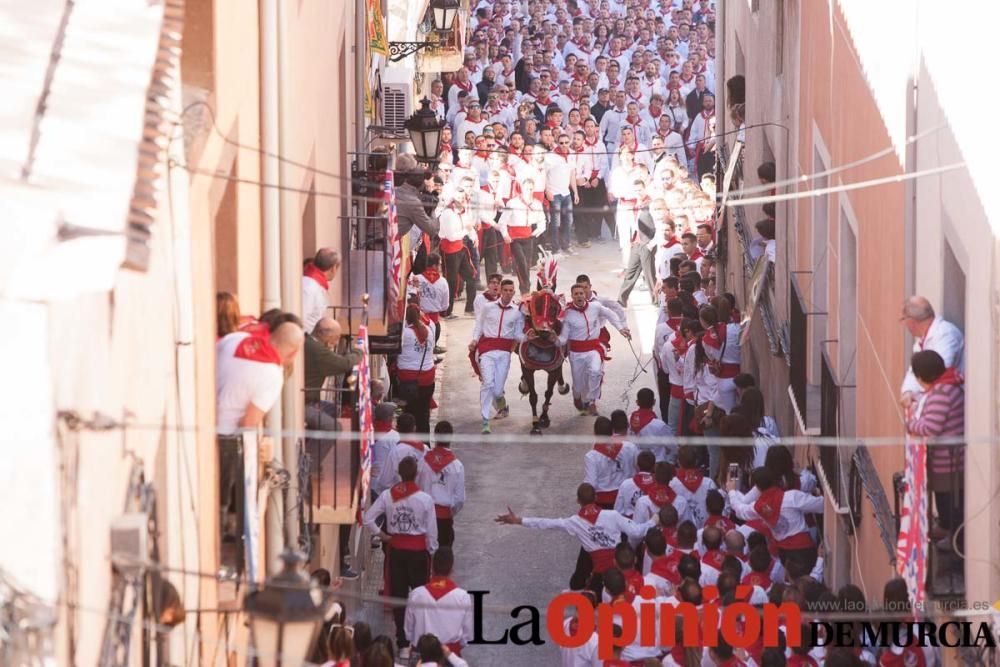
[517,253,570,434]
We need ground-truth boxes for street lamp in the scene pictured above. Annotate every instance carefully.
[388,0,461,62]
[405,98,447,163]
[244,550,332,667]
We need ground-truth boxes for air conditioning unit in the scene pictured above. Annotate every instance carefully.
[110,513,149,575]
[381,68,415,131]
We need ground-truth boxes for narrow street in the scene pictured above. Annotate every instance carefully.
[359,240,663,665]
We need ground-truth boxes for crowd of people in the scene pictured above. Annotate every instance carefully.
[205,0,970,662]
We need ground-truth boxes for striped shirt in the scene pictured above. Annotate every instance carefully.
[906,383,965,478]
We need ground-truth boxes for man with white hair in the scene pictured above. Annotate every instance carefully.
[302,248,340,333]
[899,296,965,408]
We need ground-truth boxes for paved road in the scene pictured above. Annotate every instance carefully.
[357,239,663,665]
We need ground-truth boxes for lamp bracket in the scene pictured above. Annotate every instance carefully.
[388,41,435,62]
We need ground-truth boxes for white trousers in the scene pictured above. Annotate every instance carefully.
[479,350,511,420]
[616,206,638,268]
[716,377,738,414]
[569,349,604,404]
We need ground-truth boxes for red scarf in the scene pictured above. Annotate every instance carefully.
[754,487,785,527]
[234,334,282,365]
[629,408,657,433]
[930,367,964,389]
[701,549,725,570]
[585,136,599,147]
[554,147,569,158]
[373,420,394,434]
[425,576,458,600]
[676,467,704,493]
[482,291,499,302]
[401,439,426,454]
[647,484,676,508]
[650,552,682,584]
[390,481,421,501]
[303,262,329,290]
[633,472,657,495]
[704,514,736,533]
[424,447,456,473]
[422,267,442,284]
[623,569,644,602]
[578,504,602,524]
[454,79,472,92]
[742,571,772,590]
[594,443,623,460]
[663,236,680,248]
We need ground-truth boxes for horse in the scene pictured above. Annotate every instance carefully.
[517,254,569,435]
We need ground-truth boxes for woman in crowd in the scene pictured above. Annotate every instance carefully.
[216,291,241,338]
[397,304,437,434]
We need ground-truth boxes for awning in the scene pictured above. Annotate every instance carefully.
[0,0,167,300]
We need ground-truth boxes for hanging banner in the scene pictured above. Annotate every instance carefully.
[356,326,374,506]
[367,0,389,57]
[896,435,928,606]
[383,170,405,323]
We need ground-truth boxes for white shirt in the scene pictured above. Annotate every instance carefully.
[497,196,547,238]
[615,472,652,518]
[370,429,401,495]
[471,300,527,344]
[683,345,718,406]
[378,440,427,491]
[522,508,654,553]
[560,617,599,666]
[302,274,329,333]
[456,118,489,145]
[727,487,824,542]
[599,107,628,148]
[215,332,285,434]
[657,128,687,166]
[558,301,626,345]
[404,581,473,647]
[632,490,689,528]
[399,324,435,372]
[437,206,473,243]
[669,471,718,526]
[362,484,439,553]
[583,443,639,494]
[544,151,577,197]
[407,273,450,314]
[417,448,466,515]
[900,316,965,396]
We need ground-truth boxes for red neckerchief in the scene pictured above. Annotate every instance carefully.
[664,236,680,248]
[474,150,489,159]
[689,248,704,260]
[585,136,599,147]
[425,576,458,601]
[373,420,394,434]
[554,147,570,158]
[701,108,715,119]
[633,472,656,495]
[234,334,282,365]
[666,316,683,332]
[676,467,704,493]
[424,447,456,473]
[701,549,725,570]
[623,569,644,602]
[754,487,785,527]
[482,291,499,302]
[703,322,726,349]
[786,656,818,667]
[422,267,442,283]
[607,78,620,87]
[647,484,676,508]
[303,262,329,290]
[658,127,673,138]
[578,503,602,524]
[628,91,643,103]
[629,408,657,433]
[454,79,472,92]
[671,333,689,356]
[625,114,641,125]
[390,481,421,501]
[401,439,425,454]
[594,442,623,460]
[649,107,663,120]
[448,202,466,215]
[537,94,551,105]
[705,514,736,532]
[929,367,964,389]
[680,73,694,83]
[742,571,772,590]
[650,551,682,584]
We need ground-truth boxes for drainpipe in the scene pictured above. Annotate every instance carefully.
[261,0,285,575]
[277,0,301,557]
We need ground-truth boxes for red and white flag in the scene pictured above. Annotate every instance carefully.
[896,435,928,606]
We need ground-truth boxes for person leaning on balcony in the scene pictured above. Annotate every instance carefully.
[304,317,361,417]
[899,296,965,409]
[302,248,341,333]
[395,154,440,276]
[906,349,966,557]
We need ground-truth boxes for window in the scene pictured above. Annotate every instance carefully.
[838,204,858,438]
[214,161,238,295]
[775,0,784,75]
[942,236,966,331]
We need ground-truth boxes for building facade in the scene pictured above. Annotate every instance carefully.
[718,0,1000,619]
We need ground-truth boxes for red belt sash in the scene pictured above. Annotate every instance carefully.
[508,225,533,239]
[397,367,436,386]
[391,534,428,551]
[426,312,441,323]
[716,363,740,378]
[440,239,465,254]
[589,548,617,573]
[477,336,516,355]
[670,384,686,398]
[776,531,815,551]
[595,490,618,507]
[446,643,463,657]
[569,339,609,360]
[435,504,453,519]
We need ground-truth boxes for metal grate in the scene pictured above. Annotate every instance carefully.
[790,276,808,413]
[382,84,408,130]
[820,349,842,506]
